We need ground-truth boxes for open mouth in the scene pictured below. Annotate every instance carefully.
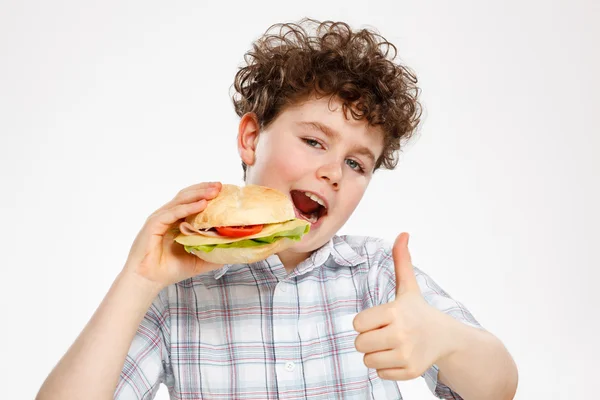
[290,190,328,224]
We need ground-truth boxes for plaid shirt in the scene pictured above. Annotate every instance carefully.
[115,235,481,399]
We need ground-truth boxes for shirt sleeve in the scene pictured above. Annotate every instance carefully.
[369,241,483,400]
[114,288,172,400]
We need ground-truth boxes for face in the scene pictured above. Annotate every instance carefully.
[238,94,385,264]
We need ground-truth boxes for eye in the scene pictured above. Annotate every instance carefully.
[346,158,365,173]
[303,138,323,149]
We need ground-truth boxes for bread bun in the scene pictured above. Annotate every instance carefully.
[187,237,296,265]
[185,184,294,229]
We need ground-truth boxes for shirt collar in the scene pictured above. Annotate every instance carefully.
[329,235,368,266]
[212,235,367,280]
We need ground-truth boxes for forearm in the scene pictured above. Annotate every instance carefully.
[36,270,163,400]
[436,316,518,400]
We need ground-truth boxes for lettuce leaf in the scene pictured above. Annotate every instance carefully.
[183,224,310,254]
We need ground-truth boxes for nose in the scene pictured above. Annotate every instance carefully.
[316,162,342,190]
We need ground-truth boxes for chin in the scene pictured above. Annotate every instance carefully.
[291,230,332,253]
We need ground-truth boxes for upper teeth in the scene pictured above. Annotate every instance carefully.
[305,192,326,208]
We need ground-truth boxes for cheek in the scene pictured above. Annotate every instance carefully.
[271,150,304,177]
[254,139,308,181]
[337,179,369,213]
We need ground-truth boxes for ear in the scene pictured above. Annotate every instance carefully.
[237,112,260,167]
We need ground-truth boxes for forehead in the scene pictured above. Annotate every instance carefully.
[276,94,385,152]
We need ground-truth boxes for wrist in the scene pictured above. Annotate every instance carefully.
[117,268,165,301]
[435,311,472,365]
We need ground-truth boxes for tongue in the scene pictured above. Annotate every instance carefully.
[291,191,321,214]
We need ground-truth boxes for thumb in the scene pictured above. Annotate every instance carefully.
[393,232,419,296]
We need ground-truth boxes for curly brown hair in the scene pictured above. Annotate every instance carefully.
[231,18,422,178]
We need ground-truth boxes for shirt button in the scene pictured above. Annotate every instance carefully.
[284,361,296,372]
[279,284,287,292]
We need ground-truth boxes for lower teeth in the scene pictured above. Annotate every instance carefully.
[300,211,318,223]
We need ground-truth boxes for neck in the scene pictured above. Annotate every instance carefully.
[276,249,311,274]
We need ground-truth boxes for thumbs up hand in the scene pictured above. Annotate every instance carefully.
[353,233,458,381]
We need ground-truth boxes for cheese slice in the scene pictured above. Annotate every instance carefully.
[174,218,309,246]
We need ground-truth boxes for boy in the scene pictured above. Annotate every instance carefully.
[37,19,518,399]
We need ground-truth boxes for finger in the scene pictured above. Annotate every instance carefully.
[158,182,222,212]
[147,199,208,235]
[353,304,395,333]
[377,367,422,381]
[178,181,222,196]
[174,185,221,205]
[354,327,396,354]
[363,349,407,370]
[393,232,419,296]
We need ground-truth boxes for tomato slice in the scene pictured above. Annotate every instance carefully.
[215,225,264,238]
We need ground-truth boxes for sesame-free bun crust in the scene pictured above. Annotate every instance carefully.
[187,237,296,265]
[185,184,295,229]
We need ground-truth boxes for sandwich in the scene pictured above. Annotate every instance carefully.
[174,184,310,264]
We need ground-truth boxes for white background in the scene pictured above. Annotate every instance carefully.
[1,0,598,399]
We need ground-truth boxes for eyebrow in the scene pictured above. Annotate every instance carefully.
[296,121,377,164]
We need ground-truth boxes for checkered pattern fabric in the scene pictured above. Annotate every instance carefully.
[115,235,481,399]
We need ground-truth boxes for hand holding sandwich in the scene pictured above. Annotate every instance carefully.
[124,181,225,288]
[126,182,310,287]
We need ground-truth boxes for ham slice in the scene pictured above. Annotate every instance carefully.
[178,222,224,237]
